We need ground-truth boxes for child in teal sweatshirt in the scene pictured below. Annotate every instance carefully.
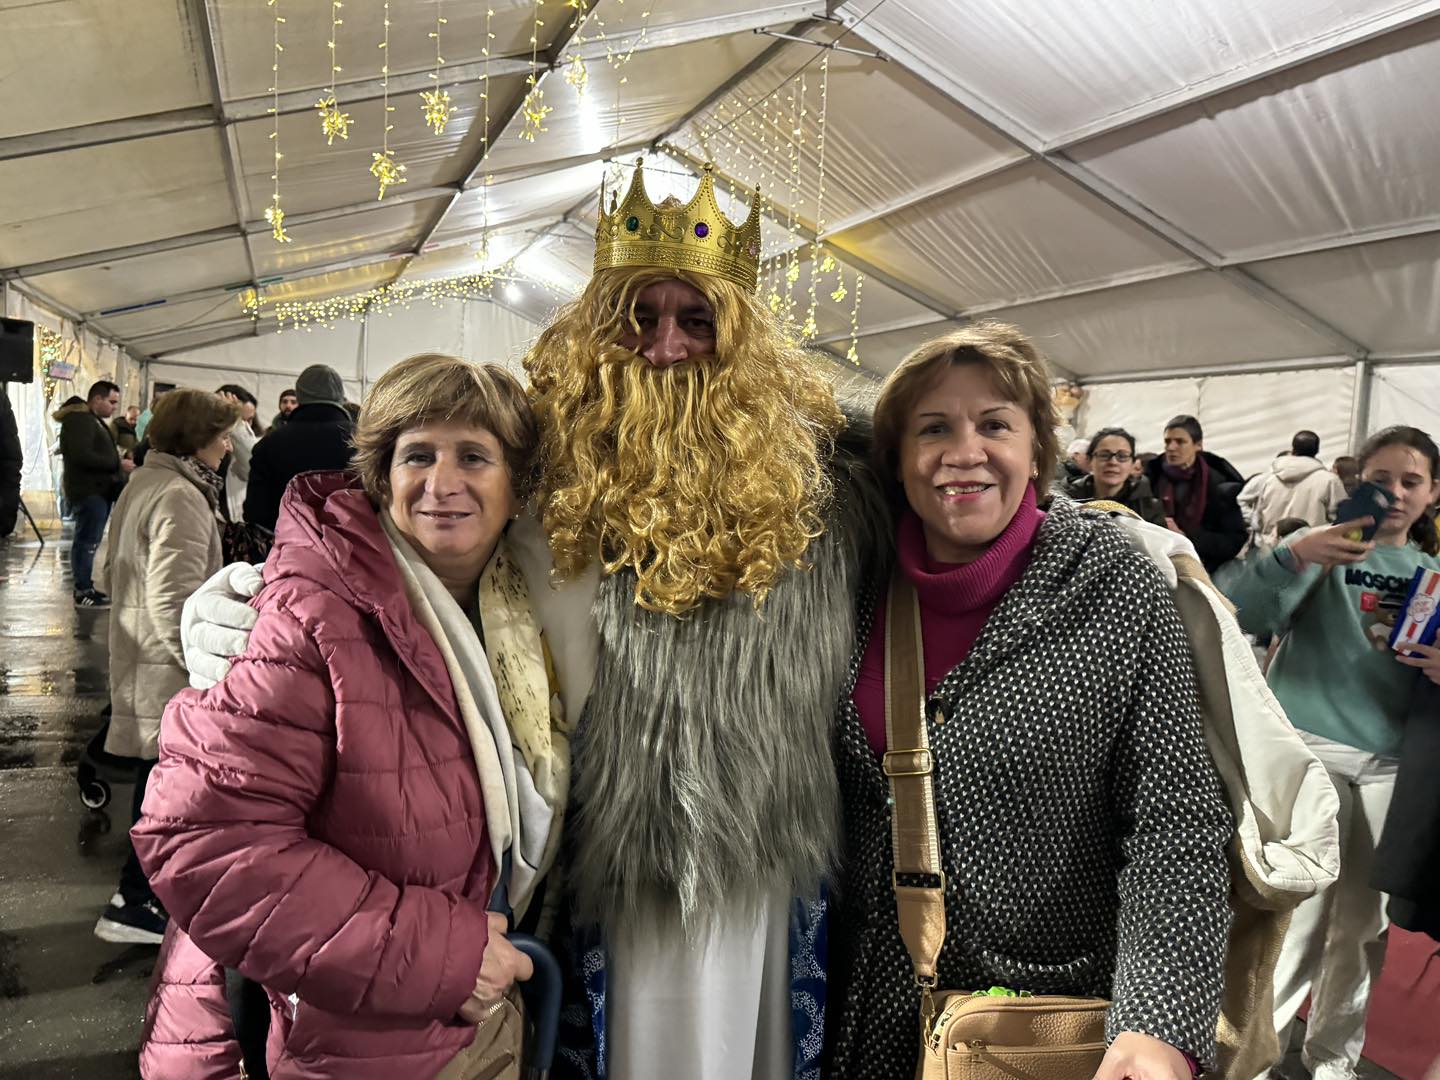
[1227,425,1440,1080]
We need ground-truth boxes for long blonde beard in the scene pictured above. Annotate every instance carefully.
[527,268,844,616]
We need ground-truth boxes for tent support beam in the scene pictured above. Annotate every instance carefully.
[818,157,1026,238]
[189,0,260,335]
[5,278,144,369]
[0,107,216,162]
[811,313,948,347]
[803,210,1440,348]
[1078,355,1356,385]
[394,1,593,286]
[662,144,967,324]
[223,3,830,123]
[399,11,824,289]
[129,315,260,347]
[148,330,273,361]
[1370,351,1440,364]
[2,186,463,280]
[1222,216,1440,265]
[91,207,569,327]
[1047,4,1440,151]
[0,6,831,162]
[847,18,1372,361]
[1348,359,1373,452]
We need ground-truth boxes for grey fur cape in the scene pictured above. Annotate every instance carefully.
[566,409,891,931]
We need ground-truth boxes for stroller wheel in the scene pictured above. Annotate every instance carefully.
[79,778,112,810]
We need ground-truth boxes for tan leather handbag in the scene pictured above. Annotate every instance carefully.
[433,990,525,1080]
[883,573,1110,1080]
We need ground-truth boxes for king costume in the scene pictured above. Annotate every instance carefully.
[513,161,888,1079]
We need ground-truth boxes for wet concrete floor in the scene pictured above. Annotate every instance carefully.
[0,532,147,1080]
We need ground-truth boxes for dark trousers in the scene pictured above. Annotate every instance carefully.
[70,494,109,592]
[118,757,158,906]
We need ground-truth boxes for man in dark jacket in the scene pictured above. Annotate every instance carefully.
[60,380,133,606]
[1144,414,1246,573]
[0,386,21,539]
[243,365,354,531]
[268,387,298,433]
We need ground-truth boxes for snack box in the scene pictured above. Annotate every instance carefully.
[1389,566,1440,652]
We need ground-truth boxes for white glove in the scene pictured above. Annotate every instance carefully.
[181,562,265,689]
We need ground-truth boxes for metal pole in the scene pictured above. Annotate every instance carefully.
[1348,359,1373,454]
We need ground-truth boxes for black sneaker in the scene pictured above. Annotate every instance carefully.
[93,891,167,945]
[74,589,110,609]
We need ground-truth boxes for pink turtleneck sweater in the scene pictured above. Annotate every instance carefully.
[852,486,1046,755]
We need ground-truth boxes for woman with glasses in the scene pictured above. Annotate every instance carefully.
[1065,427,1167,525]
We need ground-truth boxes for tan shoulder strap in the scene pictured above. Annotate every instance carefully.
[884,571,947,1035]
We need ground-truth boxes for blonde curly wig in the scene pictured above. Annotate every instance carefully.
[524,266,845,616]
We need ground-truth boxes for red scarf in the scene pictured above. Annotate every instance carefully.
[1158,456,1209,534]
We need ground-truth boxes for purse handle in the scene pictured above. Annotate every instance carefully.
[884,570,948,1036]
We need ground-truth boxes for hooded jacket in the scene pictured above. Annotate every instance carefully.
[1240,454,1347,546]
[1145,450,1247,572]
[56,399,121,501]
[132,471,495,1080]
[96,452,224,758]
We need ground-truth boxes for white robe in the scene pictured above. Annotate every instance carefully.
[506,512,796,1078]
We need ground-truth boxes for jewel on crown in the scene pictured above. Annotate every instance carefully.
[593,158,763,292]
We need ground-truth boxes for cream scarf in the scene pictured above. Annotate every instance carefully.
[380,512,570,918]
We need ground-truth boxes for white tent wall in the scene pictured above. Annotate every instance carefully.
[1076,366,1357,480]
[147,322,367,412]
[146,300,540,412]
[1368,363,1440,438]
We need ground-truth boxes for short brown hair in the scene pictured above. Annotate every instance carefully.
[147,389,241,456]
[351,353,539,504]
[872,321,1062,501]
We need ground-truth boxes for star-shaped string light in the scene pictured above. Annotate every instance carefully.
[314,1,352,144]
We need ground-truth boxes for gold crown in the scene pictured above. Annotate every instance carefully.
[594,159,763,292]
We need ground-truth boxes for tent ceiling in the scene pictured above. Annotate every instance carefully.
[1,0,1436,379]
[0,0,209,139]
[1069,21,1440,260]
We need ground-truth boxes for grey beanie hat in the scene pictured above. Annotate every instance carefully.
[295,364,346,408]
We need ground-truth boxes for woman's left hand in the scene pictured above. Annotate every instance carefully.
[1094,1032,1192,1080]
[1397,642,1440,686]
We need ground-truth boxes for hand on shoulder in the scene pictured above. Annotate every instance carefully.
[181,561,265,689]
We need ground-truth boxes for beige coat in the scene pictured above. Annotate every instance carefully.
[98,453,224,758]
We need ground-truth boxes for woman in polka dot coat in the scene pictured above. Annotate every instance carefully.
[825,324,1233,1080]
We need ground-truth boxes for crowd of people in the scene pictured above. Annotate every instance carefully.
[16,160,1440,1080]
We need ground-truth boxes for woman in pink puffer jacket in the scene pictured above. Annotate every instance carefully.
[133,355,548,1079]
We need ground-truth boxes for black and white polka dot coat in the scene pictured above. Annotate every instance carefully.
[824,497,1234,1077]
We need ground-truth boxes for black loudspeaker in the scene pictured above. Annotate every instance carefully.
[0,318,36,383]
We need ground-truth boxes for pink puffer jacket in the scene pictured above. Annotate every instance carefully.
[138,923,287,1079]
[133,471,494,1080]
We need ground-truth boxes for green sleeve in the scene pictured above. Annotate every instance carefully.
[1227,532,1325,636]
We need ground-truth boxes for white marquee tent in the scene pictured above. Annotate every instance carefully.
[4,0,1439,497]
